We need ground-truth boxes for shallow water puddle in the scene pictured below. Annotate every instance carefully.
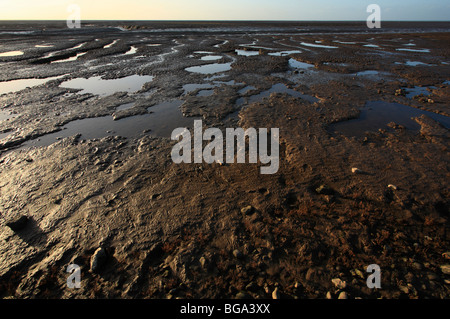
[300,42,337,49]
[288,58,314,69]
[51,52,87,63]
[0,51,24,57]
[235,49,259,56]
[404,61,431,67]
[330,101,450,137]
[183,83,216,95]
[22,100,197,148]
[403,86,436,99]
[268,50,302,56]
[396,48,430,53]
[354,70,380,76]
[238,86,256,94]
[185,63,232,74]
[200,55,222,61]
[197,89,214,97]
[237,83,318,106]
[0,74,67,95]
[124,46,138,55]
[104,40,119,49]
[59,74,154,96]
[193,51,213,55]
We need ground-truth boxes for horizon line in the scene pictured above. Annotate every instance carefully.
[1,19,450,22]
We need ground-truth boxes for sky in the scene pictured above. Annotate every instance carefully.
[0,0,449,21]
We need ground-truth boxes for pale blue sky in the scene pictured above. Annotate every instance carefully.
[0,0,449,20]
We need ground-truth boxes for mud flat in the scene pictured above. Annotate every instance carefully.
[0,21,449,299]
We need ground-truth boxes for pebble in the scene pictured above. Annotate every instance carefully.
[199,257,207,269]
[440,265,450,275]
[399,285,409,294]
[331,278,347,289]
[326,291,332,299]
[338,291,348,299]
[240,205,254,215]
[236,292,250,299]
[272,287,280,299]
[90,247,107,273]
[315,184,333,195]
[388,184,398,190]
[233,249,243,259]
[351,167,362,174]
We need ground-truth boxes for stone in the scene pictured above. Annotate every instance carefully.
[240,205,254,215]
[399,285,409,294]
[272,287,280,299]
[236,292,251,299]
[6,215,29,231]
[331,278,347,289]
[326,291,332,299]
[199,256,207,269]
[388,184,398,190]
[440,265,450,275]
[338,291,348,299]
[90,247,107,273]
[233,249,243,259]
[315,184,334,195]
[351,167,362,174]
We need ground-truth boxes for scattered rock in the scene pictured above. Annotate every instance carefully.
[332,278,347,289]
[388,184,398,190]
[6,215,29,231]
[240,205,254,215]
[233,249,243,259]
[351,167,363,174]
[236,291,251,299]
[399,285,409,294]
[199,256,207,269]
[326,291,332,299]
[272,287,280,299]
[90,247,107,273]
[338,291,348,299]
[440,265,450,275]
[315,184,334,195]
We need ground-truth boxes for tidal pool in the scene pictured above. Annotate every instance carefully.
[59,74,154,96]
[22,100,197,149]
[330,101,450,137]
[185,63,232,75]
[237,83,318,106]
[288,58,314,69]
[0,74,67,95]
[0,51,24,57]
[235,49,259,56]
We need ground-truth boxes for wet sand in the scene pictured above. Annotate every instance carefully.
[0,21,449,299]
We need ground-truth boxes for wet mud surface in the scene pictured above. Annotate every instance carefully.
[0,21,449,299]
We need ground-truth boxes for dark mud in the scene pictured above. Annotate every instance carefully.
[0,21,449,299]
